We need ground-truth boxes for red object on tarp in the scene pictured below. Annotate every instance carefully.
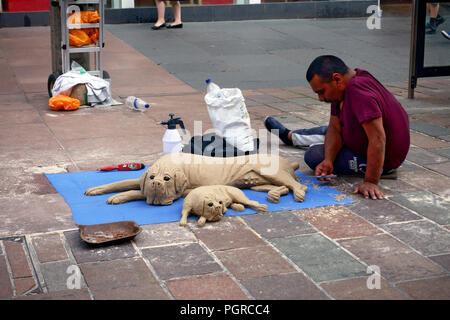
[4,0,50,12]
[97,163,146,172]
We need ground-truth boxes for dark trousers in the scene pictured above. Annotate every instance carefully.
[304,143,395,175]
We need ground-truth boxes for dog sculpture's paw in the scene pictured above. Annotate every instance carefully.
[267,190,280,203]
[230,203,245,212]
[255,204,268,213]
[106,194,128,205]
[293,186,306,202]
[85,186,108,196]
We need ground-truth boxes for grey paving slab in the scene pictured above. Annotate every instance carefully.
[15,289,92,300]
[242,212,317,239]
[424,162,450,177]
[270,234,367,282]
[190,217,266,251]
[286,97,323,107]
[395,276,450,300]
[133,222,197,248]
[339,234,446,282]
[440,135,450,142]
[241,272,329,300]
[214,245,297,280]
[39,260,86,292]
[410,121,450,138]
[428,254,450,272]
[406,147,449,165]
[64,230,138,264]
[141,243,222,280]
[79,258,169,300]
[265,102,310,113]
[398,170,450,198]
[389,192,450,225]
[381,220,450,256]
[320,277,409,300]
[429,148,450,159]
[346,198,422,225]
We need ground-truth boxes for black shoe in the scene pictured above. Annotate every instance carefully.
[264,116,292,146]
[426,22,436,34]
[167,23,183,29]
[436,15,446,27]
[151,23,166,30]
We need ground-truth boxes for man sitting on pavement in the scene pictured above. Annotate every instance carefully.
[264,55,410,200]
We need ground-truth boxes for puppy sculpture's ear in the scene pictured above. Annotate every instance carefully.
[221,202,227,214]
[173,169,187,195]
[140,170,149,191]
[190,198,203,216]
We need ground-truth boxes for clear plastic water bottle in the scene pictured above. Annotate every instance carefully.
[125,96,150,112]
[205,78,222,99]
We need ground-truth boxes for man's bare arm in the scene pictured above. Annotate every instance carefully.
[315,115,343,178]
[353,117,386,199]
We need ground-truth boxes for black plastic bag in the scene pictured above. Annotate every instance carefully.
[182,132,259,157]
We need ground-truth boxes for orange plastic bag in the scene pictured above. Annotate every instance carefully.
[68,11,100,47]
[68,10,100,24]
[49,95,80,111]
[69,29,92,47]
[85,27,99,43]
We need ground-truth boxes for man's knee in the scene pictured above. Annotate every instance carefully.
[304,144,325,170]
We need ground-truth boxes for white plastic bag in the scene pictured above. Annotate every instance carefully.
[52,71,114,106]
[204,80,254,152]
[71,61,87,74]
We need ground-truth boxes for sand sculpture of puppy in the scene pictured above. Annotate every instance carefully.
[179,185,268,227]
[85,153,306,205]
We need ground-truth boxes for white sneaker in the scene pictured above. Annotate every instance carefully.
[442,30,450,40]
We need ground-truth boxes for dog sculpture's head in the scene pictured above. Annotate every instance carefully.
[191,192,227,227]
[140,163,187,205]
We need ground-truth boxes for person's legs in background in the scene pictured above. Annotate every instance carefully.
[426,3,446,34]
[290,126,327,147]
[264,116,326,147]
[170,1,182,26]
[152,0,167,29]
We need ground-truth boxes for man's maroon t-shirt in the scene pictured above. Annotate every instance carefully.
[330,69,410,169]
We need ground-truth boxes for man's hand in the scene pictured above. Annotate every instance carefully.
[353,181,384,200]
[315,159,334,181]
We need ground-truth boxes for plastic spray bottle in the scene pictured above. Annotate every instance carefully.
[161,113,186,154]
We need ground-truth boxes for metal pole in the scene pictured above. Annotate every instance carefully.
[408,0,419,99]
[50,0,62,74]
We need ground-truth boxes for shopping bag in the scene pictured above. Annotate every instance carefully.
[68,11,100,47]
[49,95,80,111]
[204,81,254,152]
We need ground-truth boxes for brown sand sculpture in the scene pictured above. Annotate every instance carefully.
[179,185,268,227]
[85,153,307,205]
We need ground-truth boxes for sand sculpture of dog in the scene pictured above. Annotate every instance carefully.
[84,153,306,205]
[179,185,268,227]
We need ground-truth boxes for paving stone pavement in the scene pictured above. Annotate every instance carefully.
[0,13,449,301]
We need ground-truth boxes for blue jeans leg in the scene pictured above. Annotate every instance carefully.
[291,126,327,147]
